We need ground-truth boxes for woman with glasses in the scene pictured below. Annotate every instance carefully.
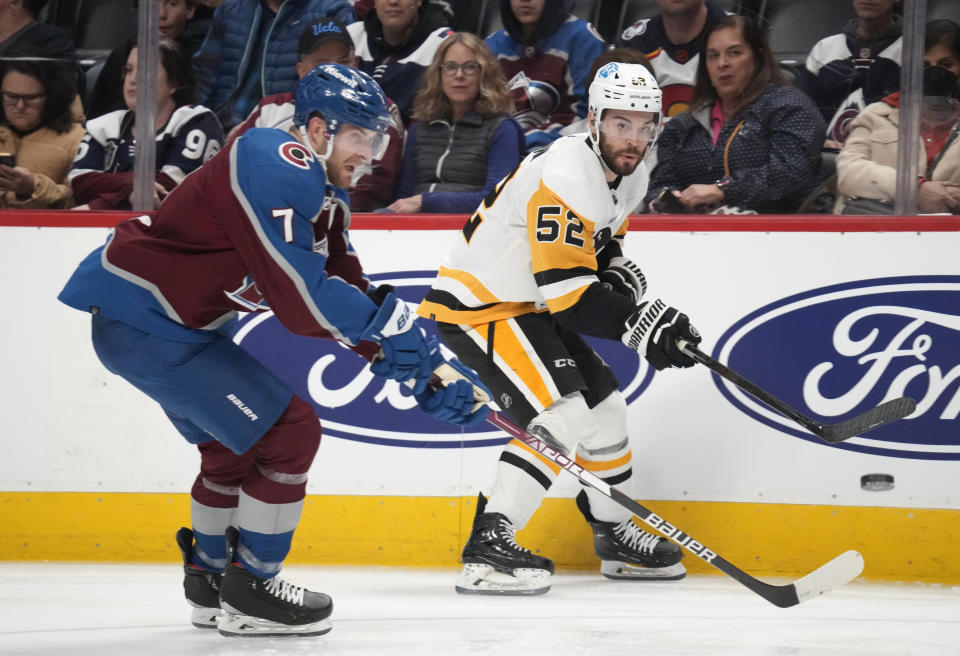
[645,15,826,214]
[69,38,223,210]
[387,31,522,214]
[0,56,84,208]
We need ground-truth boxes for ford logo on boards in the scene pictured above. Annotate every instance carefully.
[234,271,654,448]
[713,276,960,460]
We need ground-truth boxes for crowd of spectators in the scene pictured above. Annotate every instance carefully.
[0,0,957,215]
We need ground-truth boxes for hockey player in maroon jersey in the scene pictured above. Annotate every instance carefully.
[58,64,489,637]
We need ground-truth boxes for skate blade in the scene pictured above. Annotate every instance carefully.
[190,606,221,629]
[455,563,551,595]
[217,611,332,638]
[601,560,687,581]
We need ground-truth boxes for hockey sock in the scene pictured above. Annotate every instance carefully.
[234,396,321,578]
[191,440,258,572]
[484,439,560,529]
[576,437,634,524]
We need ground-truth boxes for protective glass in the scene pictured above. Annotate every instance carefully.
[335,125,390,161]
[598,112,658,143]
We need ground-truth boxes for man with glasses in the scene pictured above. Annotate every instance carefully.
[416,62,701,595]
[58,64,489,636]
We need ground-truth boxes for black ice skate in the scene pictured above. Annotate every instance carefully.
[577,492,685,580]
[217,526,333,637]
[175,527,222,628]
[590,519,686,580]
[456,494,554,595]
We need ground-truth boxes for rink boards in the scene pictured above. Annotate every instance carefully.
[1,214,958,582]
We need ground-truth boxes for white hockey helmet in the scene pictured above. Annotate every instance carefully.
[588,62,662,159]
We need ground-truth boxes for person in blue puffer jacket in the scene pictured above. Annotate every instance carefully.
[486,0,605,152]
[193,0,354,131]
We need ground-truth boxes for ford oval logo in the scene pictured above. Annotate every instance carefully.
[233,271,653,448]
[714,276,960,460]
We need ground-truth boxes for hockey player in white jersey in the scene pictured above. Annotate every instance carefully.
[417,62,702,595]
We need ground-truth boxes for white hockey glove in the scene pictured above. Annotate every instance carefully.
[621,298,700,370]
[599,256,647,304]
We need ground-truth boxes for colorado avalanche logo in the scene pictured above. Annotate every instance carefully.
[621,19,649,42]
[830,106,862,143]
[234,271,654,448]
[715,276,960,460]
[278,141,314,170]
[508,71,561,132]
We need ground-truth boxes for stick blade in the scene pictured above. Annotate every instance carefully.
[792,550,865,605]
[818,397,917,443]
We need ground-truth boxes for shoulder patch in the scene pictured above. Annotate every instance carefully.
[278,141,315,170]
[621,19,649,42]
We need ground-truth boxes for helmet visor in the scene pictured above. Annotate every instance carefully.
[335,124,390,161]
[597,110,659,147]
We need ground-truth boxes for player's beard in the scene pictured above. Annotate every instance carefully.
[598,132,644,177]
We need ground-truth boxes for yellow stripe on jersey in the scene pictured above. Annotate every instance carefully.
[416,299,540,324]
[576,450,633,472]
[545,283,592,314]
[435,266,499,303]
[489,318,557,409]
[416,266,542,323]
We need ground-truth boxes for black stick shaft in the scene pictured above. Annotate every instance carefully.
[680,345,915,443]
[683,344,823,437]
[682,345,825,435]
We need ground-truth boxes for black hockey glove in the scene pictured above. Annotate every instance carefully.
[598,256,647,304]
[621,298,701,370]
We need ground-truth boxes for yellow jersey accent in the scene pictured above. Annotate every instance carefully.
[576,450,634,472]
[417,135,649,325]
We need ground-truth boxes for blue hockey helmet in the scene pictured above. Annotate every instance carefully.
[294,64,392,138]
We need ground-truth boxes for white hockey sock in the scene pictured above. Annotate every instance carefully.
[577,439,634,524]
[484,443,558,529]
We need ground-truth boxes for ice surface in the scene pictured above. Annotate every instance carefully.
[0,563,957,655]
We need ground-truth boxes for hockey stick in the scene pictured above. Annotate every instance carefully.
[485,410,864,608]
[680,345,916,443]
